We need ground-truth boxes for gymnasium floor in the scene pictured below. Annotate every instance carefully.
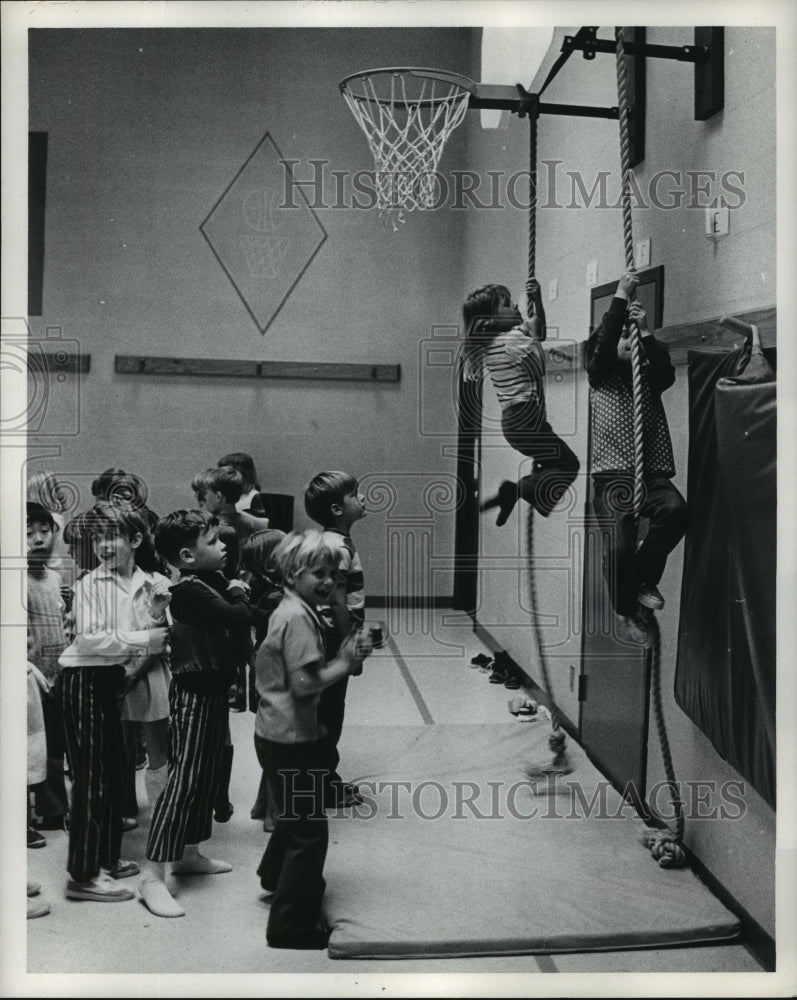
[23,608,767,990]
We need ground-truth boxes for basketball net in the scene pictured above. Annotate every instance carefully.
[340,68,472,227]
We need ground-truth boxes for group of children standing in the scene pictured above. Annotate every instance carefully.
[25,273,688,946]
[26,457,372,949]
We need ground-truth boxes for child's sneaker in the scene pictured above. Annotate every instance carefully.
[27,826,46,849]
[103,860,140,879]
[66,874,135,902]
[27,896,51,919]
[638,584,665,610]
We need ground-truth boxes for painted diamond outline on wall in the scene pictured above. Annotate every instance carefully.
[200,133,327,334]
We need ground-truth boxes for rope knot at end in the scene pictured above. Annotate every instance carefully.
[639,827,688,868]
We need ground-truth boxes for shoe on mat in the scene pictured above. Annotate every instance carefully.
[27,827,46,849]
[28,896,51,919]
[470,653,492,668]
[66,874,134,902]
[508,695,537,716]
[103,859,140,879]
[638,583,665,611]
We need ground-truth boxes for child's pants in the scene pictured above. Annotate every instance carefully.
[591,472,688,618]
[502,401,580,517]
[146,676,228,862]
[257,740,328,944]
[60,666,126,882]
[317,675,349,795]
[33,676,69,820]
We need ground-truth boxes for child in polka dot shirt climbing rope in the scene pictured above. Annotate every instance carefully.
[585,271,688,646]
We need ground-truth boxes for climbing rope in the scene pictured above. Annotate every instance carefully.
[615,27,686,866]
[517,93,568,770]
[614,27,645,525]
[526,509,568,767]
[640,614,687,866]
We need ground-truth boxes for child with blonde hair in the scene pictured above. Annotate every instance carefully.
[255,529,372,949]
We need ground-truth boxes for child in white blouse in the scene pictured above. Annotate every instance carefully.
[461,279,579,525]
[59,502,170,902]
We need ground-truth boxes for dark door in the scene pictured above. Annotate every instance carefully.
[452,372,482,613]
[577,399,651,799]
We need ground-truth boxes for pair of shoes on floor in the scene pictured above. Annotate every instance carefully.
[638,583,665,611]
[66,873,135,902]
[214,801,234,823]
[102,859,140,879]
[470,652,492,669]
[267,923,331,950]
[488,650,516,685]
[28,826,46,848]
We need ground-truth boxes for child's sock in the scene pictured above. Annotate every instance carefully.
[139,865,185,918]
[171,843,232,875]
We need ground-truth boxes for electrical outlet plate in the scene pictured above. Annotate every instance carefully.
[705,206,730,239]
[586,260,598,286]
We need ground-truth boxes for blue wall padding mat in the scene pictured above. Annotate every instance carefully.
[323,723,740,958]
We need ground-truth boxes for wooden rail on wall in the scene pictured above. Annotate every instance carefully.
[115,356,401,383]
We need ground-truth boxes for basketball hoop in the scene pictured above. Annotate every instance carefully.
[339,67,473,226]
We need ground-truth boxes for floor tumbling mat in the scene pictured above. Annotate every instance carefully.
[323,722,741,959]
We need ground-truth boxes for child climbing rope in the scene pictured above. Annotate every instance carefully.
[584,271,688,645]
[462,278,580,525]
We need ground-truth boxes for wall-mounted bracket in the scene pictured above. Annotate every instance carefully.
[469,84,618,120]
[561,26,724,122]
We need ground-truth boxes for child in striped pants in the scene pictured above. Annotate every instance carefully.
[139,509,268,918]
